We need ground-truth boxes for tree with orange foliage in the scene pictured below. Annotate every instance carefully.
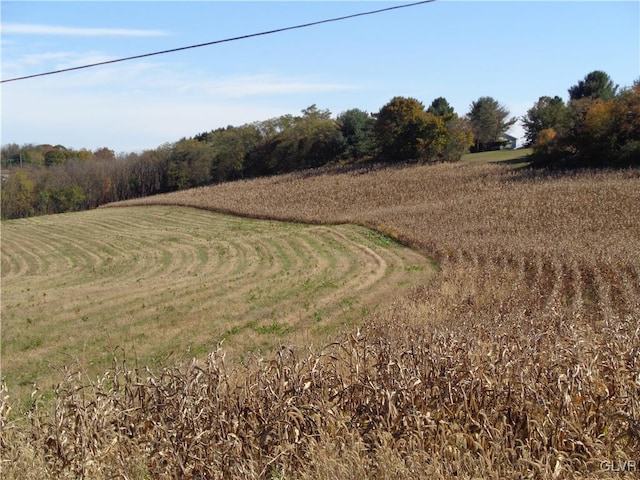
[533,128,559,156]
[577,81,640,164]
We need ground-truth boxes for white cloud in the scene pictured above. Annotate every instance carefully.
[179,74,358,98]
[3,49,357,95]
[1,51,116,82]
[7,51,111,68]
[1,61,359,152]
[2,23,169,37]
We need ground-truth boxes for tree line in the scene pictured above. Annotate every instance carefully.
[522,70,640,167]
[3,70,637,220]
[0,94,505,219]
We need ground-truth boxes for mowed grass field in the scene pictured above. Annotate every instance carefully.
[2,153,640,479]
[1,206,432,409]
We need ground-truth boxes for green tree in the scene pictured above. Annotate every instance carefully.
[249,106,343,174]
[522,96,571,146]
[374,96,435,162]
[1,143,20,167]
[614,81,640,163]
[285,106,343,170]
[0,170,35,218]
[562,72,619,158]
[576,83,640,164]
[427,97,455,118]
[441,117,474,161]
[337,108,376,160]
[301,104,332,121]
[300,116,344,168]
[44,148,68,166]
[167,139,213,190]
[568,70,618,101]
[208,124,262,182]
[533,77,639,166]
[1,143,50,168]
[50,185,86,213]
[612,81,640,147]
[467,97,517,152]
[9,144,46,167]
[417,113,449,161]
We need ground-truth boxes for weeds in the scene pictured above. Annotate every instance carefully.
[2,308,638,478]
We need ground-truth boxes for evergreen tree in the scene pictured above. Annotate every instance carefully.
[467,97,516,151]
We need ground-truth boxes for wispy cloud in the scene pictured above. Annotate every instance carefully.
[2,23,168,37]
[12,51,109,67]
[1,62,361,151]
[1,51,115,81]
[180,74,359,98]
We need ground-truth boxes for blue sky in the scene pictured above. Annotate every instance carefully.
[2,1,639,153]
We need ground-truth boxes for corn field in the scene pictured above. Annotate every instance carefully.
[2,161,639,478]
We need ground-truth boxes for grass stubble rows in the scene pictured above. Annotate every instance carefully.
[2,158,640,478]
[1,206,429,406]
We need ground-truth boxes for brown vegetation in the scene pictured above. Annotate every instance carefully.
[2,161,639,478]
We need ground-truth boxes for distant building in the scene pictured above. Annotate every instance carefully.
[500,134,518,150]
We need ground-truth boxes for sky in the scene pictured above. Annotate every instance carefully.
[1,1,639,153]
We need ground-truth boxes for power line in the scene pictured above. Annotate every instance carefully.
[2,0,436,84]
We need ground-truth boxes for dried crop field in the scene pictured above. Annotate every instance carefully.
[114,162,640,328]
[3,160,640,479]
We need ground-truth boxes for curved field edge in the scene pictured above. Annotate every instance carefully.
[104,162,640,263]
[105,162,640,324]
[3,161,640,479]
[0,205,434,410]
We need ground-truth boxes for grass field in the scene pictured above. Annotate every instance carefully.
[2,153,640,479]
[1,206,432,410]
[460,147,533,166]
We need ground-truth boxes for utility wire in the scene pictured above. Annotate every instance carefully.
[2,0,436,83]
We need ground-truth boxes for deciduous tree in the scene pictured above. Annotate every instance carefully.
[208,125,262,182]
[167,139,214,190]
[533,128,559,156]
[375,97,436,162]
[0,170,35,218]
[441,117,474,161]
[522,96,571,146]
[94,147,116,162]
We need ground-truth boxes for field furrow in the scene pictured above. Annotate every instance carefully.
[0,206,433,405]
